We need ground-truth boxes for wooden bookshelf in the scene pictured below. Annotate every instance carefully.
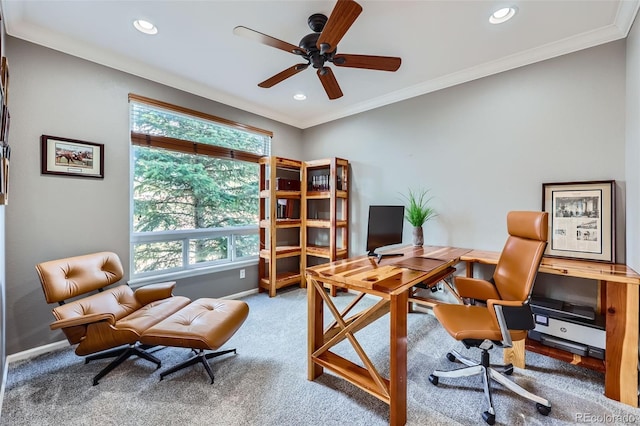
[258,156,350,297]
[258,156,303,297]
[302,158,349,296]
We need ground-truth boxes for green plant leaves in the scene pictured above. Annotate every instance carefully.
[400,188,437,227]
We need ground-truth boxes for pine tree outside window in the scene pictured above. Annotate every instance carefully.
[129,95,271,281]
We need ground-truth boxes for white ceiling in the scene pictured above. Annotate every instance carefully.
[2,0,639,129]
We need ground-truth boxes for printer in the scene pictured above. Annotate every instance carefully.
[528,296,605,360]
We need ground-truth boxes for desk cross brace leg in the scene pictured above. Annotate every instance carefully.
[325,292,367,334]
[312,280,391,399]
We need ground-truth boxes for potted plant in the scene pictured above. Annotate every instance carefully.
[401,188,437,246]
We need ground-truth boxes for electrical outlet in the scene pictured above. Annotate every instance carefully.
[240,269,246,279]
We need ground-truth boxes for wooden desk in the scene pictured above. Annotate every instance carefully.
[461,250,640,407]
[306,246,471,426]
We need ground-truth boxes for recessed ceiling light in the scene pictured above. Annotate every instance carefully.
[489,7,517,24]
[133,19,158,35]
[293,93,307,101]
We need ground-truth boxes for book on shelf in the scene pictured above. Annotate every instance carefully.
[266,178,301,191]
[286,199,295,218]
[308,174,344,191]
[276,199,297,219]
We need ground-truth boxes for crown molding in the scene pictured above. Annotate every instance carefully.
[299,1,640,129]
[4,0,639,130]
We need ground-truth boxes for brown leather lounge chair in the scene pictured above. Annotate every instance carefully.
[36,251,191,385]
[428,211,552,425]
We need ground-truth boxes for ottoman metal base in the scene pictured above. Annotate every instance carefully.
[160,348,237,384]
[140,298,249,383]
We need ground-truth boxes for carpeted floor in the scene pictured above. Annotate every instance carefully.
[2,287,639,425]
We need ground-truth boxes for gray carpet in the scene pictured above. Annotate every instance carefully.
[2,288,639,425]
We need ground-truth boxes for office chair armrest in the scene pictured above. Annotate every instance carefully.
[133,281,177,305]
[455,276,501,301]
[487,299,534,327]
[50,312,116,330]
[487,299,535,346]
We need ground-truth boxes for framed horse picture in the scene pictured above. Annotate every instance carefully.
[40,135,104,179]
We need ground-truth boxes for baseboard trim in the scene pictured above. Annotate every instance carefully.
[6,340,69,364]
[0,358,7,417]
[221,288,259,300]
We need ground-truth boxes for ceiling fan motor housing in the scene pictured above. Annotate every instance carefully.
[300,14,337,70]
[299,32,335,69]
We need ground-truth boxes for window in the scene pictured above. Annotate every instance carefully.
[129,95,271,280]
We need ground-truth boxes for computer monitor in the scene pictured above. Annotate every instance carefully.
[366,205,405,262]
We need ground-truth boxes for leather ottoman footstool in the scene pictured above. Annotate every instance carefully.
[140,298,249,383]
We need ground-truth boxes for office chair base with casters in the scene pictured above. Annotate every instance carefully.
[159,348,237,384]
[429,341,552,425]
[89,343,162,386]
[443,341,514,376]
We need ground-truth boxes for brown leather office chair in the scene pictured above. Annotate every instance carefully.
[428,211,551,425]
[36,251,191,385]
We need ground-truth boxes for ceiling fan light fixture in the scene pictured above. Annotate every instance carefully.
[489,7,517,24]
[133,19,158,35]
[293,93,307,101]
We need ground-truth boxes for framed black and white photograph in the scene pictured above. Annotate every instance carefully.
[542,180,615,262]
[41,135,104,179]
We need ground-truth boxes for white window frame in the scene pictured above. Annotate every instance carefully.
[128,226,259,287]
[128,95,270,284]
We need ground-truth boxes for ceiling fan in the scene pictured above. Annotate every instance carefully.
[233,0,401,100]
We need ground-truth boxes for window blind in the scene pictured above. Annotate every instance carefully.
[129,94,271,162]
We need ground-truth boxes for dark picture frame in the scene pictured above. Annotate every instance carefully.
[0,85,4,139]
[542,180,615,263]
[1,108,9,143]
[41,135,104,179]
[1,56,8,105]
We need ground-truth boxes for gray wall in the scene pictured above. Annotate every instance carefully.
[0,207,5,393]
[303,40,626,255]
[4,37,303,355]
[302,40,627,305]
[2,34,634,356]
[626,16,640,272]
[0,16,6,400]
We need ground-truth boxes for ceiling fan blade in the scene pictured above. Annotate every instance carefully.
[233,26,307,56]
[317,0,363,54]
[317,67,343,100]
[332,54,401,72]
[258,64,309,88]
